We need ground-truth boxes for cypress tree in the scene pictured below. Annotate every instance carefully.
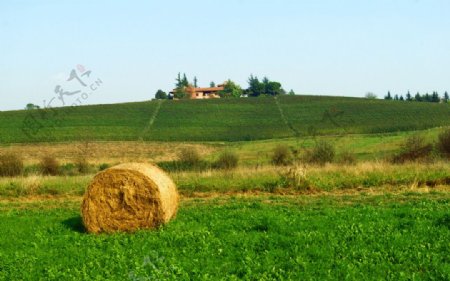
[431,91,440,102]
[406,91,412,101]
[415,92,422,102]
[193,76,198,88]
[385,91,393,100]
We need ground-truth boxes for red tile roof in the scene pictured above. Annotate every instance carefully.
[192,87,224,92]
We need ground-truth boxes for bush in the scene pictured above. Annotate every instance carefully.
[392,135,433,163]
[365,92,377,99]
[271,145,293,166]
[214,151,239,170]
[279,165,310,190]
[39,156,60,176]
[76,158,90,174]
[159,160,211,172]
[98,163,111,171]
[338,151,357,165]
[0,153,24,177]
[178,147,202,167]
[437,129,450,158]
[24,164,40,176]
[155,89,168,100]
[305,141,335,166]
[59,163,76,176]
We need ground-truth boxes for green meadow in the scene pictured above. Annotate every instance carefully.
[0,193,449,280]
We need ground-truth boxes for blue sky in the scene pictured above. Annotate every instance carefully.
[1,0,449,110]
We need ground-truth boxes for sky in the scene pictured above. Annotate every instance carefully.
[0,0,449,110]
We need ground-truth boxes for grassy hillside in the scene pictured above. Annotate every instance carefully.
[1,96,449,143]
[0,101,160,143]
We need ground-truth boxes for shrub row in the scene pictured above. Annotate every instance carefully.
[271,142,355,167]
[0,154,108,177]
[2,129,449,177]
[160,148,240,172]
[392,129,450,163]
[271,128,450,166]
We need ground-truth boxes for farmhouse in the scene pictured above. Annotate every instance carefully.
[170,84,225,99]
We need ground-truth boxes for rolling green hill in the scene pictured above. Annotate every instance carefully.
[1,96,449,143]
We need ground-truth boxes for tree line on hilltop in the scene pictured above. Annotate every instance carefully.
[154,73,295,99]
[384,91,449,103]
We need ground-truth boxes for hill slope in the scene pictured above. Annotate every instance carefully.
[1,96,449,143]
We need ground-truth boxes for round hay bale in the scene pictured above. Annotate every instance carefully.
[81,163,179,234]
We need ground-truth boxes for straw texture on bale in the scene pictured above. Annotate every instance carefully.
[82,163,179,234]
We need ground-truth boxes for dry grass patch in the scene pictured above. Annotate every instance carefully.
[0,142,216,165]
[0,153,24,177]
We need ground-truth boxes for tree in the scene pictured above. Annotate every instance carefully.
[218,80,243,98]
[288,89,296,95]
[247,75,285,97]
[400,95,404,101]
[394,94,399,101]
[174,88,189,99]
[174,73,190,99]
[266,81,284,96]
[431,91,440,103]
[424,93,431,102]
[384,91,392,100]
[175,73,182,88]
[415,92,422,102]
[175,72,189,88]
[365,92,377,99]
[182,73,189,87]
[210,81,216,87]
[155,89,167,99]
[247,75,264,97]
[25,103,40,110]
[193,76,198,88]
[406,91,412,101]
[444,91,449,102]
[262,77,270,95]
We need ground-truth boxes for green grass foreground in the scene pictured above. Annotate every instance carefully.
[0,193,449,280]
[1,96,450,143]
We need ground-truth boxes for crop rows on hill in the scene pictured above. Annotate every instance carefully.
[0,102,159,143]
[0,96,449,143]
